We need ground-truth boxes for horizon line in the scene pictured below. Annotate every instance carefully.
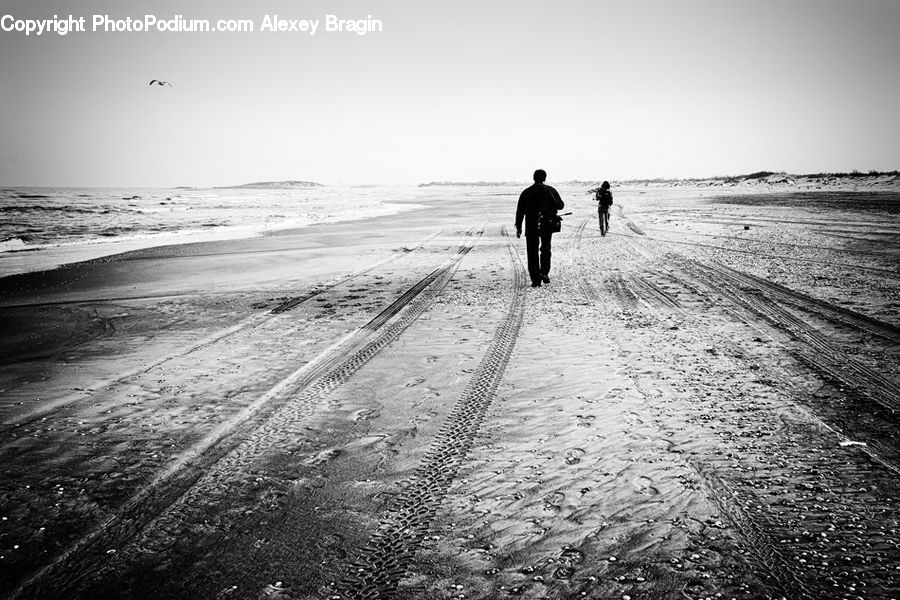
[2,169,899,189]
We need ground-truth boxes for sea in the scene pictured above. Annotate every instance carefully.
[0,185,425,278]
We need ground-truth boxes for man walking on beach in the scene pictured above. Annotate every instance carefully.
[595,180,613,236]
[515,169,565,288]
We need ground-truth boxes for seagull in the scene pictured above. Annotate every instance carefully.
[149,79,173,87]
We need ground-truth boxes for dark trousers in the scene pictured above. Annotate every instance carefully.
[525,230,553,284]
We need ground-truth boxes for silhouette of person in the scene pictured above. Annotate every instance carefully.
[515,169,565,287]
[595,180,613,235]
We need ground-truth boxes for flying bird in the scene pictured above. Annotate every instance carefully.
[149,79,173,87]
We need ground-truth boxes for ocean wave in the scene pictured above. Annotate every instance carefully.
[0,236,32,252]
[0,186,424,276]
[0,205,101,214]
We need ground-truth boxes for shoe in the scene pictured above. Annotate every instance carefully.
[541,275,550,283]
[531,281,542,288]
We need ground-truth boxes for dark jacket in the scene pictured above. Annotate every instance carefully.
[596,188,613,208]
[515,183,565,237]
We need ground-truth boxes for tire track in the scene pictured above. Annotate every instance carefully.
[683,260,900,414]
[573,232,835,598]
[331,226,526,600]
[619,225,900,458]
[569,215,643,311]
[606,272,640,308]
[623,272,683,311]
[569,216,602,304]
[713,263,900,344]
[642,226,900,257]
[269,230,441,314]
[5,230,483,600]
[625,221,645,236]
[619,232,900,276]
[688,213,900,233]
[1,231,443,430]
[571,215,589,252]
[630,250,900,473]
[692,464,818,600]
[820,230,900,244]
[616,204,646,236]
[645,267,711,309]
[597,229,900,597]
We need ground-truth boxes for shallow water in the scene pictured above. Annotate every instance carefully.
[0,185,427,277]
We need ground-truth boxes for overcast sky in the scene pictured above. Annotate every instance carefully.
[1,0,898,186]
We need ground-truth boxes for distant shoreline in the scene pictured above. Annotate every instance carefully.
[215,180,324,190]
[617,170,900,185]
[4,171,898,190]
[417,171,900,189]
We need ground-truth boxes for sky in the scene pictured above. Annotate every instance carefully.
[0,0,898,186]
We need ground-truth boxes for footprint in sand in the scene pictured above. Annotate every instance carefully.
[575,415,595,428]
[351,408,379,421]
[655,438,676,452]
[425,355,439,363]
[559,547,585,563]
[552,546,585,580]
[633,475,659,496]
[259,582,290,598]
[624,411,644,426]
[305,448,342,466]
[564,448,585,465]
[404,377,427,388]
[316,532,347,559]
[542,491,565,512]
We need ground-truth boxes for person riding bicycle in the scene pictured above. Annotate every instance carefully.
[595,181,613,236]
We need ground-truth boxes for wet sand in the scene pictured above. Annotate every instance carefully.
[1,184,899,600]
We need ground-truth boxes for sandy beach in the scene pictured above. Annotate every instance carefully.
[1,179,899,600]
